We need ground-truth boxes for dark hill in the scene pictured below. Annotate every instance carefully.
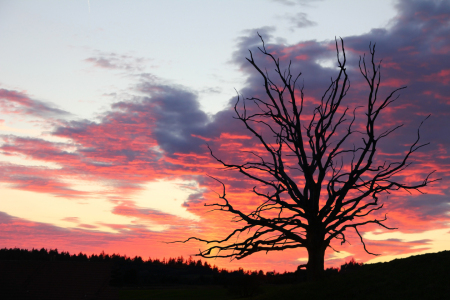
[2,247,449,299]
[0,260,117,300]
[253,250,450,300]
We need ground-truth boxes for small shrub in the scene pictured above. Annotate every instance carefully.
[340,258,363,273]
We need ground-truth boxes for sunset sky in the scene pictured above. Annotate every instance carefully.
[0,0,449,272]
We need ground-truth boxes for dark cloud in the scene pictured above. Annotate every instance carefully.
[133,84,211,155]
[53,85,210,161]
[182,191,206,207]
[0,88,69,118]
[402,194,450,218]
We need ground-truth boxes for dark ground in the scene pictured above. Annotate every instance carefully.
[120,250,450,300]
[1,248,449,299]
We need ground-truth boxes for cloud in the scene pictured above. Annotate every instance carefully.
[61,217,80,223]
[111,202,198,230]
[84,52,151,72]
[0,88,69,118]
[271,0,323,6]
[0,162,89,198]
[0,211,123,248]
[287,12,317,29]
[199,87,222,94]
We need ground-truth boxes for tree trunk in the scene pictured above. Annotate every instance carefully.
[306,240,326,281]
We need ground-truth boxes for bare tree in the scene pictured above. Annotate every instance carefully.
[178,35,437,281]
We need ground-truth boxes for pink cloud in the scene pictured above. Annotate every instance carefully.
[0,88,68,117]
[422,69,450,84]
[0,163,89,198]
[84,52,149,72]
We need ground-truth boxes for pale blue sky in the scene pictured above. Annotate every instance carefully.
[0,0,396,121]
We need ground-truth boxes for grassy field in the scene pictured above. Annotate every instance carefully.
[120,250,450,299]
[119,285,230,300]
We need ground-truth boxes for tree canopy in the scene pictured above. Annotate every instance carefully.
[179,35,437,281]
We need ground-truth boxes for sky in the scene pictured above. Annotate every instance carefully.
[0,0,449,272]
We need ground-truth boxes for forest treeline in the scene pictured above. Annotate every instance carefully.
[0,247,363,287]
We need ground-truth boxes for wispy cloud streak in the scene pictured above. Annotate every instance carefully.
[0,88,69,118]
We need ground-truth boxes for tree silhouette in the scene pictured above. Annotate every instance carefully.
[179,35,437,281]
